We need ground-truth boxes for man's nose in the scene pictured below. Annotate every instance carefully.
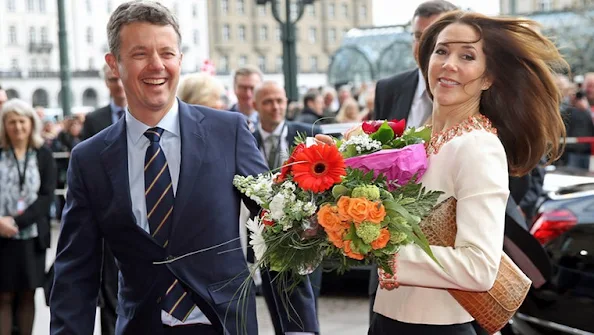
[147,53,165,71]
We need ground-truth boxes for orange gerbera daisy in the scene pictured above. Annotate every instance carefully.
[291,144,346,193]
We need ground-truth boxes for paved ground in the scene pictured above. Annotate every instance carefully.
[31,227,370,335]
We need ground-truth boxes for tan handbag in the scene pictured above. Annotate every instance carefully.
[419,197,532,335]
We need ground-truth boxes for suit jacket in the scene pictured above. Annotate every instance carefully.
[50,102,317,335]
[252,121,321,151]
[293,108,322,125]
[374,68,419,121]
[82,104,115,140]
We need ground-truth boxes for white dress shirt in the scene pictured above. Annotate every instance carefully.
[257,121,289,168]
[374,128,510,325]
[406,69,432,128]
[125,99,210,326]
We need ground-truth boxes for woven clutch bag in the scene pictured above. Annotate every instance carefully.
[419,197,531,334]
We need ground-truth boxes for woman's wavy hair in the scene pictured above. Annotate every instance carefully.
[418,11,567,176]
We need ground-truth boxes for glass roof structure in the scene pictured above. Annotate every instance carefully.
[328,9,594,85]
[327,25,415,86]
[529,10,594,74]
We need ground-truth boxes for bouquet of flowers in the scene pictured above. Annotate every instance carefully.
[233,119,443,279]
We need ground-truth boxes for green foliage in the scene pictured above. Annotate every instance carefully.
[370,122,394,144]
[293,131,308,146]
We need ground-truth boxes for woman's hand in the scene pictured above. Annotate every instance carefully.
[0,217,18,238]
[314,123,364,146]
[314,134,335,145]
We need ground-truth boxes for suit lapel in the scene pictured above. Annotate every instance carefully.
[100,118,159,245]
[392,69,419,121]
[285,122,297,146]
[103,106,115,128]
[170,101,206,239]
[253,129,263,149]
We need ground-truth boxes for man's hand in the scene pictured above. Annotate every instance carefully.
[0,217,18,238]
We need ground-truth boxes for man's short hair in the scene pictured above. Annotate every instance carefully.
[303,90,320,107]
[107,1,181,59]
[233,65,263,85]
[413,0,457,19]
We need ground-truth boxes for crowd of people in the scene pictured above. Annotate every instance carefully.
[0,0,587,334]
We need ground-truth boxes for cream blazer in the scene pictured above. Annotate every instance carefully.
[374,127,510,325]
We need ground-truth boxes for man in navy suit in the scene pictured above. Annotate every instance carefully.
[50,2,317,335]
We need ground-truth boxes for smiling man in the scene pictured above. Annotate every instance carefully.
[49,2,317,335]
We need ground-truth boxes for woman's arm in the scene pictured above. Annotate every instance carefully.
[396,132,509,291]
[13,146,57,229]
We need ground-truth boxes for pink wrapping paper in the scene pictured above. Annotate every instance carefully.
[344,143,428,188]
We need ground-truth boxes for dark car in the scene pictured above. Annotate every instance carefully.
[506,178,594,335]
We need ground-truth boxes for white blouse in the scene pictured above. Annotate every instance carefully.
[373,120,510,325]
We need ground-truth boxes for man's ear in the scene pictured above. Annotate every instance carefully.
[105,53,119,77]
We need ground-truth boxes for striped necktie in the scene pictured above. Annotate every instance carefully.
[144,127,196,322]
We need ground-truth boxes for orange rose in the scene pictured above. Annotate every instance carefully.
[367,202,386,224]
[327,229,345,248]
[347,197,370,224]
[336,196,351,221]
[343,240,365,260]
[317,204,344,232]
[371,228,391,250]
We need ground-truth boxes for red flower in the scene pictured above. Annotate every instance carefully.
[260,210,274,226]
[362,119,406,137]
[276,143,307,183]
[291,144,346,193]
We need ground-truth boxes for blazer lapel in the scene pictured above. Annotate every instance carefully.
[103,106,115,128]
[391,69,419,121]
[170,101,206,238]
[253,129,263,149]
[99,118,159,245]
[285,122,296,146]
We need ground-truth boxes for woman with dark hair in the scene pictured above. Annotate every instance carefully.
[366,11,567,335]
[0,99,57,335]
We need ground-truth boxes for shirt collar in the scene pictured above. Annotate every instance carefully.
[126,99,180,145]
[258,120,286,141]
[109,99,125,115]
[415,68,427,99]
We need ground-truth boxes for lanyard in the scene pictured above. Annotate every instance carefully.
[11,147,29,193]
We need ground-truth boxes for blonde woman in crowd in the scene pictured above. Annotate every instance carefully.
[178,72,226,109]
[0,99,56,335]
[335,97,363,123]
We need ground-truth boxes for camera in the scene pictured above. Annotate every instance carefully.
[576,90,585,100]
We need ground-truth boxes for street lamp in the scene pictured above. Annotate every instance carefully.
[257,0,315,102]
[57,0,72,117]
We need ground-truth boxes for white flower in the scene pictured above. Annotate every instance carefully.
[269,193,286,221]
[339,134,382,154]
[282,181,296,192]
[246,217,267,262]
[303,202,317,216]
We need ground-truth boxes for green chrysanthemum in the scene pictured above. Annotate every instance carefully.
[356,221,381,244]
[351,185,381,201]
[390,231,408,244]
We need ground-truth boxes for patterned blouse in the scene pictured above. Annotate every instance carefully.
[0,148,40,240]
